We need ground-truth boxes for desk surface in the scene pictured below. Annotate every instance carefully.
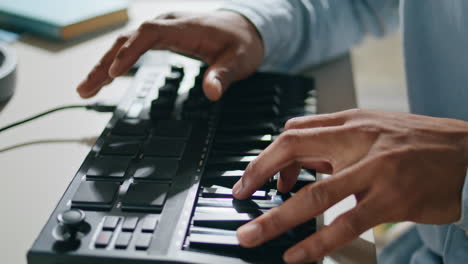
[0,1,373,263]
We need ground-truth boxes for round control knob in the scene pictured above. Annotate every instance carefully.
[53,209,88,242]
[57,209,86,228]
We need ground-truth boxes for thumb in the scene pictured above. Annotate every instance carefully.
[203,54,239,101]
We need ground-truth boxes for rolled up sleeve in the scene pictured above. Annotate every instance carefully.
[222,0,400,73]
[455,169,468,231]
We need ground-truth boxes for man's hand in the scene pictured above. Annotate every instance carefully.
[233,109,468,263]
[76,11,263,101]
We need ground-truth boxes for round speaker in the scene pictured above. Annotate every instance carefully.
[0,42,17,102]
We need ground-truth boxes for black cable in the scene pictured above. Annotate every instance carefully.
[0,103,117,133]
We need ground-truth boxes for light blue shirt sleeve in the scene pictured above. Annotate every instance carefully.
[455,170,468,231]
[222,0,399,73]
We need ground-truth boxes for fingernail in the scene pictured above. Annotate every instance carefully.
[232,179,244,196]
[284,248,307,263]
[237,223,262,246]
[211,76,223,96]
[108,61,121,77]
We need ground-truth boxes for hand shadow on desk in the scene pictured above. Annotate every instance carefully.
[0,136,97,153]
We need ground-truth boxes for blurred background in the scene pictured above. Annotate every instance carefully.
[0,0,409,263]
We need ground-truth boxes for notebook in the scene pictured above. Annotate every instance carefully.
[0,0,129,41]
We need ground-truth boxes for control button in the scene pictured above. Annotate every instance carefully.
[101,136,142,156]
[141,216,158,233]
[122,183,170,212]
[86,156,132,181]
[122,216,139,232]
[143,138,186,157]
[135,233,153,250]
[131,157,179,182]
[112,119,149,136]
[95,231,113,248]
[71,181,120,210]
[151,120,192,139]
[115,232,132,249]
[126,101,145,119]
[102,216,120,231]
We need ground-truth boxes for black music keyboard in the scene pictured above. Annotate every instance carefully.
[27,60,318,264]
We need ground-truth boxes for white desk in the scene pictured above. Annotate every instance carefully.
[0,1,374,263]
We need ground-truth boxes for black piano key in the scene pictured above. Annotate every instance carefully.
[202,170,243,187]
[217,122,277,135]
[187,231,295,263]
[197,198,281,210]
[211,148,263,157]
[193,212,252,230]
[214,135,272,149]
[207,156,256,171]
[224,94,280,106]
[221,105,279,119]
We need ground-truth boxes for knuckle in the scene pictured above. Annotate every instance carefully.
[245,158,260,175]
[344,108,364,118]
[138,21,157,32]
[263,207,283,231]
[338,214,362,238]
[304,183,330,207]
[278,129,301,149]
[116,34,129,43]
[284,117,302,130]
[310,237,329,260]
[158,11,178,19]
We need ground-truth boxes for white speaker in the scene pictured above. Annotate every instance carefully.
[0,42,16,102]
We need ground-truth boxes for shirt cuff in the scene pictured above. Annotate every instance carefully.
[220,1,275,69]
[455,169,468,231]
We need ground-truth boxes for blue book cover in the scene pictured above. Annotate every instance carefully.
[0,0,129,41]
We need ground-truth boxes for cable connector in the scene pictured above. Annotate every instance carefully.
[85,102,117,113]
[0,102,117,133]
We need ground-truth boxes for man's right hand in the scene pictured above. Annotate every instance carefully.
[76,11,263,101]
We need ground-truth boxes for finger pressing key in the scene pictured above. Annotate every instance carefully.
[237,168,365,248]
[232,127,345,200]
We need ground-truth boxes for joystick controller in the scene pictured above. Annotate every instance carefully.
[53,209,90,242]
